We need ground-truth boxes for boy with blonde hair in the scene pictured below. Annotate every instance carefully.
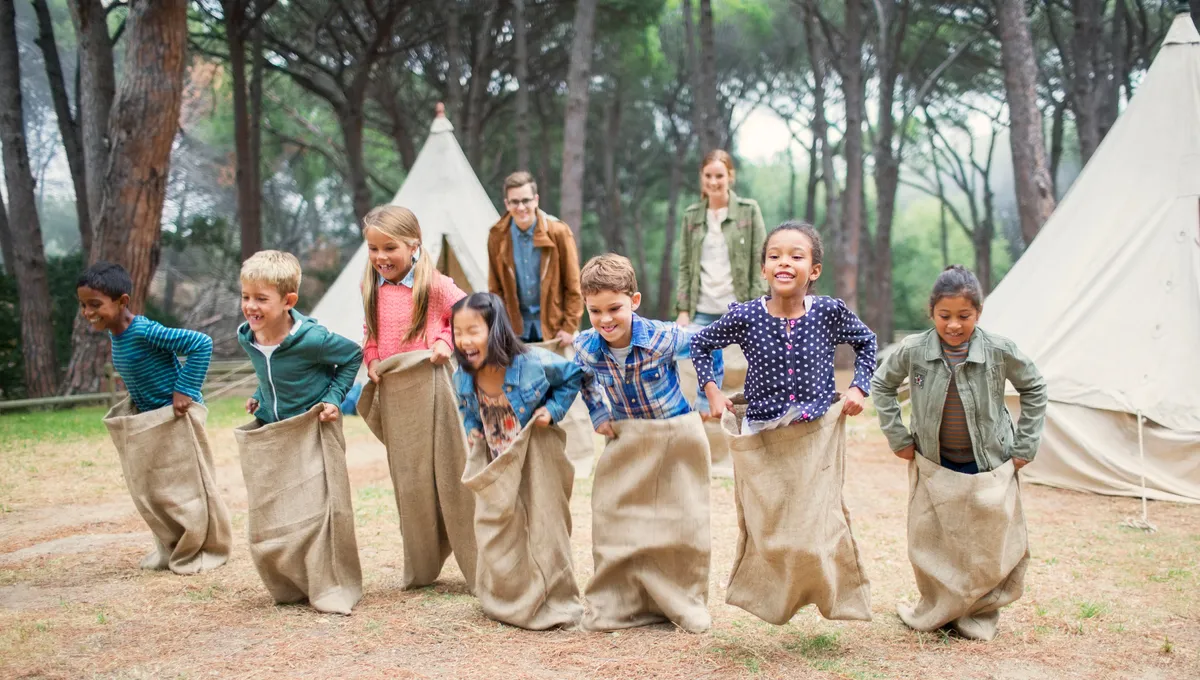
[235,250,365,615]
[238,250,362,422]
[572,253,712,634]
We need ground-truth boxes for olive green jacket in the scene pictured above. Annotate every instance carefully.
[674,191,767,318]
[871,327,1048,472]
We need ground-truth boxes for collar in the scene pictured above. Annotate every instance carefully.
[499,210,555,248]
[627,314,653,350]
[702,189,740,214]
[922,327,986,363]
[758,295,814,315]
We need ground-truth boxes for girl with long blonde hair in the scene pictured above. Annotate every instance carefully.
[360,205,467,380]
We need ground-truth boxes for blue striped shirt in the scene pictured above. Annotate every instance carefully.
[110,316,213,413]
[572,315,694,428]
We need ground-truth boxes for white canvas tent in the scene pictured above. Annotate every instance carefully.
[309,110,499,344]
[981,13,1200,504]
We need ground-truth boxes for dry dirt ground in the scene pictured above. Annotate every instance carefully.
[1,397,1197,679]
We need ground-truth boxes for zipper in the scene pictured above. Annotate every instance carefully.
[252,344,281,421]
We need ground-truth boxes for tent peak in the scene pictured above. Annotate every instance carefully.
[1164,12,1200,45]
[430,103,455,133]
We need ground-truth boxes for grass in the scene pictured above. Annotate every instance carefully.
[1077,601,1107,620]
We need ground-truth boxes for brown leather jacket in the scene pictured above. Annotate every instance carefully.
[487,210,584,337]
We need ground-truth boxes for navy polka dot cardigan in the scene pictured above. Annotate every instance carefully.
[690,296,878,424]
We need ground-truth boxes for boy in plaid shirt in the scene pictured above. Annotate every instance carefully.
[572,254,696,436]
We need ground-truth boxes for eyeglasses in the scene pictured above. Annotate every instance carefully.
[506,198,536,207]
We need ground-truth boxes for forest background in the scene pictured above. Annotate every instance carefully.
[1,0,1194,399]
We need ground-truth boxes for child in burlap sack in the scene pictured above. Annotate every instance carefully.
[691,221,877,624]
[572,254,713,633]
[452,292,585,629]
[356,205,478,592]
[452,292,583,461]
[236,250,364,614]
[872,266,1047,640]
[79,262,232,575]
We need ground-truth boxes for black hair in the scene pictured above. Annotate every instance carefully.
[762,220,823,293]
[76,261,132,300]
[929,265,984,312]
[450,292,527,373]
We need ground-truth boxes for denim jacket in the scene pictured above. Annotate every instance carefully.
[453,346,583,435]
[871,327,1048,472]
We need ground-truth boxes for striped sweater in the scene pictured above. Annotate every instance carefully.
[110,316,213,413]
[938,340,972,463]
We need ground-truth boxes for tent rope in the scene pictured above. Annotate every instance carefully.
[1120,411,1157,533]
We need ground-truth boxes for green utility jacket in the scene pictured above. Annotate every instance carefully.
[674,191,767,318]
[871,327,1048,472]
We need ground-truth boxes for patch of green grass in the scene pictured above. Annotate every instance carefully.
[0,404,110,443]
[95,610,110,625]
[79,459,95,468]
[1035,604,1049,617]
[1162,636,1173,654]
[1148,568,1192,583]
[783,631,840,658]
[184,584,222,602]
[1077,601,1107,619]
[205,396,256,429]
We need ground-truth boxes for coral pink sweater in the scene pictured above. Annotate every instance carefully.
[362,273,467,364]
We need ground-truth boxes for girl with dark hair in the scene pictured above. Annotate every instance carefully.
[691,221,877,430]
[451,293,584,461]
[872,265,1047,475]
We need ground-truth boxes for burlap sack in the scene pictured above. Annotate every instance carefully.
[899,453,1029,641]
[359,351,477,591]
[583,411,712,633]
[677,346,748,478]
[102,399,232,574]
[531,340,598,478]
[462,422,583,630]
[235,407,362,614]
[720,400,872,624]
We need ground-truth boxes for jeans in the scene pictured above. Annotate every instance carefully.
[690,311,725,413]
[939,456,979,475]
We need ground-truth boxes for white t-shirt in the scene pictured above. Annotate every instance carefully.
[696,207,738,314]
[252,320,301,359]
[608,343,633,367]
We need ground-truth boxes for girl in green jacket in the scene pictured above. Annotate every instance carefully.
[871,265,1047,474]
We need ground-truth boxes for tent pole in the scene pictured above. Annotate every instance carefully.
[1121,411,1157,533]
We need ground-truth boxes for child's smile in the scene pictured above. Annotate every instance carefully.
[453,307,491,369]
[585,290,641,349]
[365,226,416,283]
[762,229,819,298]
[76,286,128,332]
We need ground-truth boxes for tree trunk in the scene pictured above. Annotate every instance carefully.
[513,0,531,171]
[838,0,865,312]
[1070,0,1102,164]
[600,87,626,254]
[697,0,720,151]
[339,106,373,223]
[559,0,599,244]
[33,0,90,255]
[804,141,819,224]
[68,0,116,238]
[787,145,797,218]
[658,139,686,318]
[997,0,1056,246]
[249,17,264,235]
[227,0,262,261]
[442,2,463,129]
[464,1,499,170]
[62,0,189,395]
[1050,99,1065,197]
[680,0,702,142]
[0,1,58,397]
[804,4,839,260]
[0,195,13,274]
[535,91,554,210]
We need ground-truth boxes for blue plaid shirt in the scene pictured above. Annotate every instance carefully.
[572,315,694,428]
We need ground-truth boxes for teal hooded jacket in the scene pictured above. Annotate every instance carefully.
[237,310,363,424]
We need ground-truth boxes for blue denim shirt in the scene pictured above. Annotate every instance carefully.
[453,346,583,435]
[510,219,542,337]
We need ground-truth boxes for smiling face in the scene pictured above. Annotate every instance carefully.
[241,280,296,336]
[505,183,539,230]
[77,286,128,332]
[761,229,821,298]
[366,226,417,283]
[931,295,980,347]
[701,161,731,202]
[585,290,641,349]
[453,306,491,370]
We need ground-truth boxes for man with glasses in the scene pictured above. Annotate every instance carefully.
[487,171,583,345]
